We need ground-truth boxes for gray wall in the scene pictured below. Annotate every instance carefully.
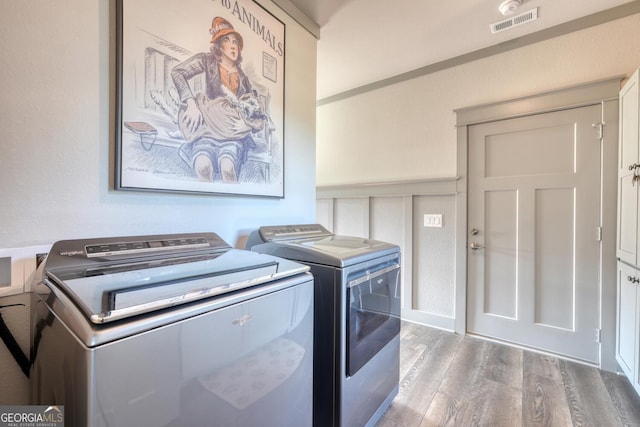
[0,0,317,404]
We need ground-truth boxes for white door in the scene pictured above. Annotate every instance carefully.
[467,104,603,364]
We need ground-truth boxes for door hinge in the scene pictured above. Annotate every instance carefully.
[596,226,602,242]
[595,328,601,343]
[592,122,604,139]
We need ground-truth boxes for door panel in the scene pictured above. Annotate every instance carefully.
[484,190,518,319]
[535,187,574,330]
[484,124,575,177]
[468,104,602,364]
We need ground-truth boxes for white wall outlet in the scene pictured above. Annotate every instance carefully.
[424,214,443,228]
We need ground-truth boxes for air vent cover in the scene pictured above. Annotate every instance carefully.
[490,7,538,34]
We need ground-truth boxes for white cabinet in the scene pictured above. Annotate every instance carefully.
[616,262,640,395]
[616,69,640,396]
[617,69,640,265]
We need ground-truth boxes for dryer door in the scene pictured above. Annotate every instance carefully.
[346,261,400,376]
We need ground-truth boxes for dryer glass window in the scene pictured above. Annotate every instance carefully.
[346,261,400,376]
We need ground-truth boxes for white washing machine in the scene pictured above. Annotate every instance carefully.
[30,232,314,427]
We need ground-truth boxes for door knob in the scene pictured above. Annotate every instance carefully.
[469,242,483,250]
[470,228,479,235]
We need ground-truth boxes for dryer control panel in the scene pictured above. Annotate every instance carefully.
[258,224,333,241]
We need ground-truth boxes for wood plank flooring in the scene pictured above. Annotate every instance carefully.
[377,322,640,427]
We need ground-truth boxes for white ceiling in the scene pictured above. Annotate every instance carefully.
[288,0,637,99]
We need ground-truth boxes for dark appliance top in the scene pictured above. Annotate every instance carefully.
[246,224,400,268]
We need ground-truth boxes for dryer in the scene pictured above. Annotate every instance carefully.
[246,224,401,427]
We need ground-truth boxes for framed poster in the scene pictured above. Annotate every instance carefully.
[116,0,285,197]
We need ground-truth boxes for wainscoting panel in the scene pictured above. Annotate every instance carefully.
[316,198,333,232]
[334,197,370,237]
[317,178,458,331]
[412,194,456,321]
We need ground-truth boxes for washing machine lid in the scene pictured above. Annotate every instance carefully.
[41,233,309,324]
[251,225,399,267]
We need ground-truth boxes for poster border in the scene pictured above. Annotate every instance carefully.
[114,0,286,198]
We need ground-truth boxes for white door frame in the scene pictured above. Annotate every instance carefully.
[454,76,621,371]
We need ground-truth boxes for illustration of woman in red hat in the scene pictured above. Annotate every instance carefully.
[171,17,266,183]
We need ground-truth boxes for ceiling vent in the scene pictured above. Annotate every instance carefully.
[490,7,538,34]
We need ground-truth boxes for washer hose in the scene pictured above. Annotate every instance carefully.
[0,303,30,378]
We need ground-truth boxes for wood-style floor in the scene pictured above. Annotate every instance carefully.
[377,322,640,427]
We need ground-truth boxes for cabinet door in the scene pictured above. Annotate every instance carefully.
[616,261,640,396]
[616,262,638,379]
[617,70,640,265]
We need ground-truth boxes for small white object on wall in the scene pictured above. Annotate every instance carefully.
[424,214,443,228]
